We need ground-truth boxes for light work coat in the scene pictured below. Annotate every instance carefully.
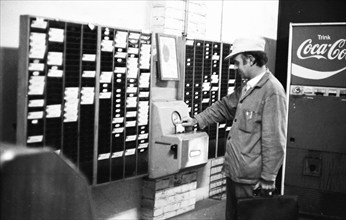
[195,70,287,184]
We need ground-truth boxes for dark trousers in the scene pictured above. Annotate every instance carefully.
[226,177,255,220]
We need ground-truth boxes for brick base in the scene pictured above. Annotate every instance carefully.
[141,170,197,220]
[209,157,226,200]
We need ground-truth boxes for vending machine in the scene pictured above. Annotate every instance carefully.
[284,22,346,218]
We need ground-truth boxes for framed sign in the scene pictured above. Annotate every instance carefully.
[288,22,346,87]
[156,33,180,81]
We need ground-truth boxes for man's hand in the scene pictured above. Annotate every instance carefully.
[254,179,275,190]
[181,116,197,127]
[253,179,276,196]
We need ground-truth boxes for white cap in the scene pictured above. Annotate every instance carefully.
[225,37,266,60]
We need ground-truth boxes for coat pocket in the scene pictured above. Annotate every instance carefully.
[238,152,262,179]
[238,109,261,133]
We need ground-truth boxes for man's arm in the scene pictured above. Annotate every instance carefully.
[259,94,287,188]
[182,91,239,129]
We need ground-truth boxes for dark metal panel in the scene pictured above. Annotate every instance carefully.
[287,95,346,154]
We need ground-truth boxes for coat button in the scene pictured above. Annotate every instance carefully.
[234,119,237,122]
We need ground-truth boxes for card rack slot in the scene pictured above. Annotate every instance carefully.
[29,17,48,33]
[184,40,195,111]
[111,156,124,181]
[44,18,65,150]
[202,41,212,113]
[136,33,151,176]
[97,159,111,184]
[122,31,141,179]
[45,118,62,149]
[97,27,113,184]
[220,43,231,98]
[26,118,44,137]
[207,42,221,156]
[109,29,128,181]
[137,147,148,175]
[124,152,136,178]
[201,49,212,149]
[217,125,226,157]
[26,17,48,147]
[100,53,113,68]
[79,24,97,182]
[61,22,82,166]
[98,101,112,151]
[62,123,79,163]
[79,104,95,183]
[217,43,231,158]
[64,23,81,86]
[208,124,218,158]
[192,40,204,117]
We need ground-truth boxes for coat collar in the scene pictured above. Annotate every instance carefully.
[239,69,272,102]
[254,69,271,88]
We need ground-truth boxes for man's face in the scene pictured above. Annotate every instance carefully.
[233,54,251,80]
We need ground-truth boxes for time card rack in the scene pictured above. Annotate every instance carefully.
[16,15,152,185]
[184,39,241,159]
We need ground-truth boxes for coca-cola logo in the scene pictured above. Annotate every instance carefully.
[297,38,346,60]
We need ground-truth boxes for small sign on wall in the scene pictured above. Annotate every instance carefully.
[156,33,180,81]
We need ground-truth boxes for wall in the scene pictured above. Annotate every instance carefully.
[0,1,280,219]
[220,0,279,73]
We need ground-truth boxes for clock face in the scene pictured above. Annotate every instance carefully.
[171,111,181,125]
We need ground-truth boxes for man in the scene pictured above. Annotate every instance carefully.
[182,37,287,219]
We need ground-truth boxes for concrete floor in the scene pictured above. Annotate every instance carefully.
[169,199,327,220]
[170,199,226,220]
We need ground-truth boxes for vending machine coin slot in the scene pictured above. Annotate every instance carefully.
[314,88,326,96]
[340,89,346,98]
[303,156,322,177]
[303,86,314,95]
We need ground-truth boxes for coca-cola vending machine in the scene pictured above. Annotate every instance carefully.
[283,22,346,218]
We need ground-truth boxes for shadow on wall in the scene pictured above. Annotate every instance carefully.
[0,47,18,143]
